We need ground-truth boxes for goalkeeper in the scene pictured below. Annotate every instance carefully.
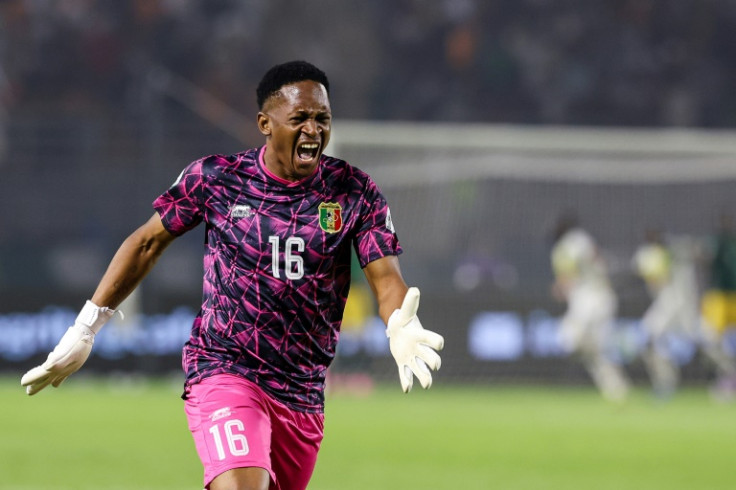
[21,60,444,490]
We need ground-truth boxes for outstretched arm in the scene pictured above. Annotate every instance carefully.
[363,256,444,393]
[91,213,177,308]
[362,255,409,324]
[21,213,176,395]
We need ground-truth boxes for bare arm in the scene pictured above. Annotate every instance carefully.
[365,255,444,392]
[20,213,176,395]
[91,213,176,309]
[362,255,408,324]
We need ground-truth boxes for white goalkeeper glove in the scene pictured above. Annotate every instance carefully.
[21,300,117,395]
[386,287,444,393]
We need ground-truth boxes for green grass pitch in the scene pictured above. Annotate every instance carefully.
[2,375,735,489]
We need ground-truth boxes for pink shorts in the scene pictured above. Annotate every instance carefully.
[184,374,324,489]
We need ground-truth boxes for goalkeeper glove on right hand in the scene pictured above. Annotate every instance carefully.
[21,300,117,395]
[386,287,444,393]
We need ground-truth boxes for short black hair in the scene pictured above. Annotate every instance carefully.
[256,60,330,109]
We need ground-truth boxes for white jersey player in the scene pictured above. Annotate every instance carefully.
[551,222,630,402]
[634,233,736,398]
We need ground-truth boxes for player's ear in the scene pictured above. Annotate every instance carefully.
[257,112,271,136]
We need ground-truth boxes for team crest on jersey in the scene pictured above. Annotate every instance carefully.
[319,202,343,233]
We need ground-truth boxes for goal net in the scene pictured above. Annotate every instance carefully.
[327,121,736,386]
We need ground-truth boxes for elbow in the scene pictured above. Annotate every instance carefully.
[132,228,173,262]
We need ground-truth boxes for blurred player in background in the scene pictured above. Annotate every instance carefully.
[326,253,378,396]
[634,229,736,400]
[20,61,444,490]
[700,213,736,400]
[550,214,630,403]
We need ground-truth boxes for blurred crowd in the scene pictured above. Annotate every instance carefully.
[1,0,735,127]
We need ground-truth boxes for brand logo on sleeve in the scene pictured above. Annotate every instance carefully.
[319,202,343,233]
[386,208,396,233]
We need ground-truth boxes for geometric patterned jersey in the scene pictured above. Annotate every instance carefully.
[152,146,402,413]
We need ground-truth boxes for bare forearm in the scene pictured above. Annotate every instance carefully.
[374,280,408,324]
[91,214,174,309]
[363,256,409,324]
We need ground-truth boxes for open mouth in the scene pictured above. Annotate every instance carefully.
[297,142,320,162]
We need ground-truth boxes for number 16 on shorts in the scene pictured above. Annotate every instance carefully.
[209,419,250,460]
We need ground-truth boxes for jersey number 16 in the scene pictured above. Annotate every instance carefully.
[269,235,305,280]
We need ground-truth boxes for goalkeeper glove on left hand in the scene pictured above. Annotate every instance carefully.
[21,300,117,395]
[386,287,444,393]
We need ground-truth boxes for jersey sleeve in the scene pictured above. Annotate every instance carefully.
[354,179,403,267]
[152,158,205,236]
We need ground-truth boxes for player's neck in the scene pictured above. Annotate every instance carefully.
[260,145,317,185]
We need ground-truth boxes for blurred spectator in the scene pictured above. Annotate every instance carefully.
[1,0,735,126]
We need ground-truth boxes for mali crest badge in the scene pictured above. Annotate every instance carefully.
[319,202,343,233]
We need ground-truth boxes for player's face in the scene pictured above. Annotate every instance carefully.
[258,80,332,182]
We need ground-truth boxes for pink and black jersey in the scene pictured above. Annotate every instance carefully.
[153,146,401,413]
